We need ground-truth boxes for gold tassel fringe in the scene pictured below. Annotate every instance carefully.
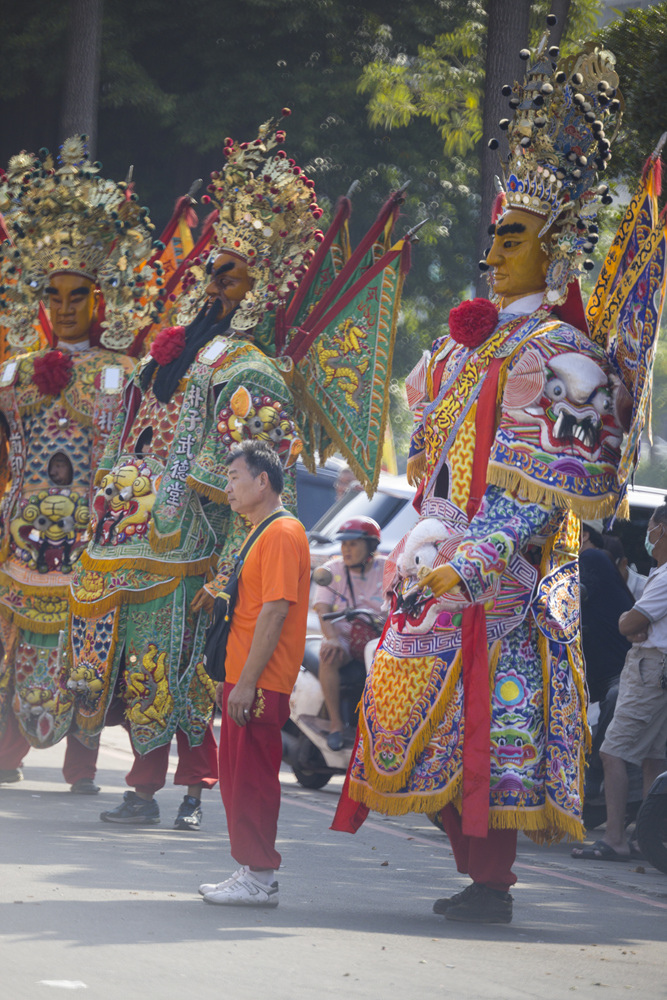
[69,575,181,618]
[616,495,630,520]
[349,774,585,842]
[0,536,10,563]
[62,394,92,428]
[0,601,66,634]
[80,549,211,579]
[356,651,462,796]
[0,571,69,599]
[487,463,620,519]
[19,398,48,419]
[149,521,181,553]
[186,474,228,505]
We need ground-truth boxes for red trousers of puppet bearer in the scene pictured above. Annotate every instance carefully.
[333,772,518,893]
[439,804,518,892]
[0,710,98,784]
[105,697,218,797]
[218,682,290,870]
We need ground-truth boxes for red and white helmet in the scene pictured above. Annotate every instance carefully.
[335,516,381,551]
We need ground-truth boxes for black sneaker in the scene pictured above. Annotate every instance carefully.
[0,768,23,784]
[174,794,202,831]
[433,882,479,915]
[70,778,100,795]
[443,882,513,924]
[100,791,160,825]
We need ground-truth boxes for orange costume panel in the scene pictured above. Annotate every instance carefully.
[224,517,310,693]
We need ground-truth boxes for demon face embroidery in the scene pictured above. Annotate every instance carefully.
[502,347,623,470]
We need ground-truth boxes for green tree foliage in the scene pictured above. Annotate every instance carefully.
[0,0,495,468]
[597,2,667,185]
[0,0,628,464]
[359,15,485,158]
[0,1,478,379]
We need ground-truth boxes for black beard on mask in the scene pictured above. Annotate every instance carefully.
[139,299,237,404]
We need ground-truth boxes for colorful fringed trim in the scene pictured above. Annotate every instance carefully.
[68,574,181,618]
[79,549,212,580]
[148,521,181,553]
[487,464,621,519]
[185,474,228,505]
[354,650,462,797]
[0,601,66,634]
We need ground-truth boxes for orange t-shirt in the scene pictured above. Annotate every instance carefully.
[224,515,311,694]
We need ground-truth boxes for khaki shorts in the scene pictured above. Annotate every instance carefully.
[600,645,667,766]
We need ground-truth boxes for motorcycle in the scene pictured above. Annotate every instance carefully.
[282,606,383,789]
[635,769,667,874]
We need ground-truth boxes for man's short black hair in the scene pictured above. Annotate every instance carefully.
[652,501,667,527]
[228,440,284,495]
[582,523,605,549]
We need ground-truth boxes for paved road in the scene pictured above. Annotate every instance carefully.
[1,729,666,1000]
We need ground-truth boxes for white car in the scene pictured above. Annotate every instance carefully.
[307,472,418,569]
[307,475,664,576]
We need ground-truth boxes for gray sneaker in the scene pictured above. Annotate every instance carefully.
[199,866,248,897]
[0,768,23,784]
[174,795,202,831]
[70,778,100,795]
[100,791,160,825]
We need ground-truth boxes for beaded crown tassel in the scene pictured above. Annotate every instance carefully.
[0,136,159,352]
[198,109,324,334]
[488,15,623,306]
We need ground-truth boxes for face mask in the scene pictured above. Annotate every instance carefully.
[645,525,663,558]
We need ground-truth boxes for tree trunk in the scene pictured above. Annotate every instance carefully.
[547,0,572,49]
[475,0,532,296]
[60,0,104,157]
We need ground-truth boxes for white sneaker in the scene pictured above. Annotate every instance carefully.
[203,871,279,907]
[198,865,248,897]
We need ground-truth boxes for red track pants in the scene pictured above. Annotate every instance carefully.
[104,694,218,797]
[439,803,518,892]
[218,683,290,871]
[0,710,98,784]
[126,725,219,798]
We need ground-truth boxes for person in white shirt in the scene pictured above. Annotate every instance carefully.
[573,502,667,862]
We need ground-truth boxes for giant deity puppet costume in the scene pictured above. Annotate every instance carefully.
[333,23,667,924]
[0,138,158,790]
[68,112,411,827]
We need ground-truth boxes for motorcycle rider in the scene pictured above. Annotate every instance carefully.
[313,517,386,750]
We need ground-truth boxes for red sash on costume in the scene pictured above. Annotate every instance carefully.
[460,356,503,838]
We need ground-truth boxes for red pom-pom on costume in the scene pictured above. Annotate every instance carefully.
[32,350,73,396]
[150,326,186,366]
[448,298,499,349]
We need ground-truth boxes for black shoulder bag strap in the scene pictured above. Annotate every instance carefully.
[202,509,293,683]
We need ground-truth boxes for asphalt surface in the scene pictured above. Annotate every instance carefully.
[1,727,666,1000]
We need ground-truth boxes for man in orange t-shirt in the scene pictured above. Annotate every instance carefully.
[199,440,310,908]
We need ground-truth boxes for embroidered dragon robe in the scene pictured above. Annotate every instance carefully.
[68,333,300,755]
[0,347,135,748]
[340,305,625,843]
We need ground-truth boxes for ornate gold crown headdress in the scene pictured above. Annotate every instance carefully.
[0,136,159,350]
[488,18,623,305]
[202,110,324,332]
